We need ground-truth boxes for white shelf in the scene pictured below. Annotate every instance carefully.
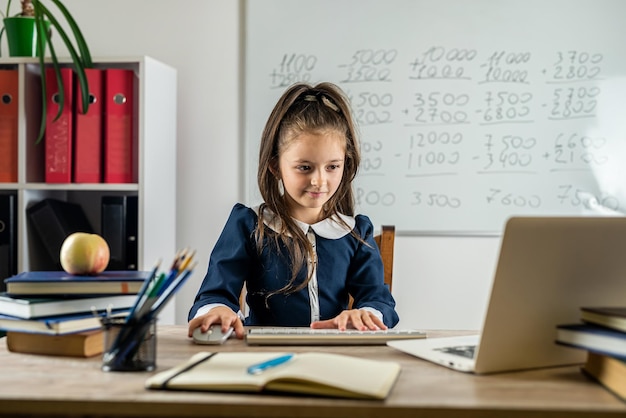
[0,56,177,323]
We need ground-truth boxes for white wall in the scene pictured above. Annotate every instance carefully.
[55,0,500,330]
[394,235,498,330]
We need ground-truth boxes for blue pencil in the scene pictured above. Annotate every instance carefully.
[147,263,197,320]
[104,249,195,370]
[126,259,161,322]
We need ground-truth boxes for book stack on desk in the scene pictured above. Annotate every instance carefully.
[555,307,626,401]
[0,270,150,356]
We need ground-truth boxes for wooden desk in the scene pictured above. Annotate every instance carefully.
[0,326,624,418]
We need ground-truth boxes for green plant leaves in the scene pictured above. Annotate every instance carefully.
[32,0,93,144]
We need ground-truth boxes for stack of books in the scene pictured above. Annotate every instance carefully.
[555,307,626,401]
[0,270,151,357]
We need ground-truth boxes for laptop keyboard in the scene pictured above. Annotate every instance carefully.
[435,345,476,359]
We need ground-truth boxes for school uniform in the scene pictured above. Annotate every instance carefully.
[189,203,399,328]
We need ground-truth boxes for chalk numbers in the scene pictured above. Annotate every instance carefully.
[486,188,541,208]
[339,49,397,83]
[549,86,600,120]
[557,185,620,211]
[410,192,461,208]
[547,51,603,121]
[264,47,618,219]
[480,51,531,84]
[356,187,396,207]
[406,131,462,171]
[351,91,394,126]
[408,47,476,80]
[410,91,470,125]
[550,51,603,81]
[550,132,609,166]
[269,53,316,89]
[480,91,533,124]
[482,134,537,170]
[360,139,384,174]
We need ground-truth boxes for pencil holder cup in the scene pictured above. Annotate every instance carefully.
[101,317,157,372]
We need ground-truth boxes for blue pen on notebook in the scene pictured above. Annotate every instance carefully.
[247,354,294,375]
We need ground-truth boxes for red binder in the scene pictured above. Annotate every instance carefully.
[0,69,19,183]
[73,69,103,183]
[104,69,135,184]
[45,67,74,183]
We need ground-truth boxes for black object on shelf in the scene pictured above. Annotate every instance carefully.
[101,195,138,270]
[0,192,17,291]
[26,198,94,269]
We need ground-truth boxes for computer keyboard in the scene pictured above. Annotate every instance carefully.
[245,327,427,346]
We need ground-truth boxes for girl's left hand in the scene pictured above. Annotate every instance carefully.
[310,309,388,331]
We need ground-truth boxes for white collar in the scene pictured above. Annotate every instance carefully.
[253,205,356,239]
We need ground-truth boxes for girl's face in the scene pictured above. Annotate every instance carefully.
[278,131,346,224]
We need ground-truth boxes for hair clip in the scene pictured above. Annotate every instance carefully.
[320,95,339,112]
[302,92,339,112]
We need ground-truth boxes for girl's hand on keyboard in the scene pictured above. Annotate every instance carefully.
[311,309,387,331]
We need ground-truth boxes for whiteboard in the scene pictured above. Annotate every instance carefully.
[244,0,626,234]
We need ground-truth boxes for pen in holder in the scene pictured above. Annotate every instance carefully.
[101,316,157,372]
[100,249,197,372]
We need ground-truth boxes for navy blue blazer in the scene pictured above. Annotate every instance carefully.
[189,204,399,328]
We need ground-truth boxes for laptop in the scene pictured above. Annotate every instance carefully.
[387,216,626,374]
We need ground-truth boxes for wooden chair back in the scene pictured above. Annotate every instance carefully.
[374,225,395,292]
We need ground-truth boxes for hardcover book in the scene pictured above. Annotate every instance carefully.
[581,307,626,333]
[4,271,150,296]
[146,351,401,400]
[0,310,127,335]
[0,292,137,319]
[7,329,105,357]
[556,323,626,359]
[582,351,626,402]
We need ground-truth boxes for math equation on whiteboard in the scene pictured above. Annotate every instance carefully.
[254,46,625,232]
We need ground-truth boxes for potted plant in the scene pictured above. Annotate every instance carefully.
[1,0,92,143]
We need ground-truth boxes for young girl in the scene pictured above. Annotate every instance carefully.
[188,82,399,339]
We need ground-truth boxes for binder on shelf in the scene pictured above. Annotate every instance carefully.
[0,192,17,291]
[101,195,138,270]
[104,69,135,184]
[26,198,94,269]
[73,68,104,183]
[0,69,18,183]
[45,67,74,183]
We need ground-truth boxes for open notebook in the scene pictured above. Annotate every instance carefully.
[388,216,626,374]
[145,351,400,399]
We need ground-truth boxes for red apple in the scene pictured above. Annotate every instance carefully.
[60,232,110,275]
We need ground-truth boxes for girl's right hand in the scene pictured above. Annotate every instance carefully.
[311,308,387,331]
[187,306,245,339]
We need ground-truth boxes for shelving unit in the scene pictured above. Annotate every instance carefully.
[0,56,177,322]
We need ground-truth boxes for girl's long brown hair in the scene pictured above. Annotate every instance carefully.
[255,82,361,300]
